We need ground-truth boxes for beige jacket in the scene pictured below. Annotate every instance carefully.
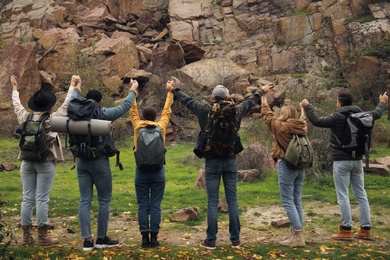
[12,86,75,162]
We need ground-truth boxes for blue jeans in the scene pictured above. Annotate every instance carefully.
[278,159,305,229]
[333,160,370,228]
[135,167,166,233]
[204,158,240,245]
[20,160,56,226]
[77,158,112,239]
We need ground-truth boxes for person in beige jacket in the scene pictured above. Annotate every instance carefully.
[260,85,308,247]
[11,74,80,246]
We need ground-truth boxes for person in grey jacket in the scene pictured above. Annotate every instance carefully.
[173,80,268,250]
[301,91,388,241]
[72,78,139,252]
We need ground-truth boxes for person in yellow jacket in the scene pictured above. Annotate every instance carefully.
[129,79,174,248]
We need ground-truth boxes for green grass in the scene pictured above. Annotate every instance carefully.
[1,132,390,259]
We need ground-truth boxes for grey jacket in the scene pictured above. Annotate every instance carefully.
[173,88,264,159]
[304,102,387,161]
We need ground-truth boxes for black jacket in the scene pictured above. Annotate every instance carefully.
[173,88,264,159]
[304,102,387,161]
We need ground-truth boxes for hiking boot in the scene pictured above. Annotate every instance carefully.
[82,239,94,252]
[231,241,241,249]
[354,227,373,240]
[95,236,119,249]
[36,225,59,246]
[278,229,293,246]
[21,225,35,245]
[150,232,160,248]
[279,229,305,247]
[331,225,353,241]
[141,232,150,248]
[200,240,216,250]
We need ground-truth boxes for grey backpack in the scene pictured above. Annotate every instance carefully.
[134,126,166,172]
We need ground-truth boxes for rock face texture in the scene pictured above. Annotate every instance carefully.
[0,0,389,127]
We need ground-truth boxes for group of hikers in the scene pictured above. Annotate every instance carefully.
[10,74,388,251]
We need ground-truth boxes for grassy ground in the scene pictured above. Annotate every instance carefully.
[1,135,390,259]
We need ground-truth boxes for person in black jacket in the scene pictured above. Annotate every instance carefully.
[173,78,269,250]
[301,91,388,241]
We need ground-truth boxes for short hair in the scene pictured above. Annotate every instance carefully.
[278,105,299,121]
[86,90,103,103]
[142,107,157,121]
[338,92,353,106]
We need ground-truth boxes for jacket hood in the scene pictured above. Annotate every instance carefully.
[335,105,362,115]
[285,118,308,135]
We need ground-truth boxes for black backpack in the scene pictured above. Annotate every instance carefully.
[134,126,166,172]
[332,111,373,170]
[16,113,50,161]
[203,101,241,158]
[66,98,123,170]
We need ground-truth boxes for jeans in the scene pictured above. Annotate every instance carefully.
[277,159,305,229]
[20,160,56,226]
[77,158,112,239]
[333,160,370,228]
[204,158,240,244]
[135,167,166,233]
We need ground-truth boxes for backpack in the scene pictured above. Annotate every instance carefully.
[134,126,166,172]
[66,98,123,170]
[332,111,373,170]
[16,113,50,161]
[284,134,314,169]
[203,101,241,157]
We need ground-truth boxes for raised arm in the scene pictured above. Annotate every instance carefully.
[129,97,140,128]
[100,79,139,121]
[158,80,174,131]
[301,99,336,128]
[11,75,29,123]
[237,86,268,121]
[51,75,80,117]
[260,86,277,130]
[371,91,388,120]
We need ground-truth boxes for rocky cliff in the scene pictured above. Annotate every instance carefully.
[0,0,389,128]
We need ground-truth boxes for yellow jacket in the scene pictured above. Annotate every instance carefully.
[130,92,173,152]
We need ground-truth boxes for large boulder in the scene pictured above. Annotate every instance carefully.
[0,43,40,104]
[178,58,248,92]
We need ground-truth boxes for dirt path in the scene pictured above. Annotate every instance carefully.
[5,202,390,251]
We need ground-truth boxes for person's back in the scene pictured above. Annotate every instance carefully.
[301,91,388,241]
[260,87,307,247]
[173,82,267,249]
[11,74,78,246]
[129,80,174,248]
[74,79,138,252]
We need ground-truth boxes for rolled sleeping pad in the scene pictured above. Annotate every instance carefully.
[51,117,112,136]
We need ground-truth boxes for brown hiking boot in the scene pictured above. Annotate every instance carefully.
[21,225,35,245]
[354,227,373,240]
[36,225,59,246]
[331,225,353,241]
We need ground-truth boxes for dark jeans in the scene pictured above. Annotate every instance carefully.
[204,158,240,244]
[135,167,166,233]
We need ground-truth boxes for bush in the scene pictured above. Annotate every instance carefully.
[0,201,15,259]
